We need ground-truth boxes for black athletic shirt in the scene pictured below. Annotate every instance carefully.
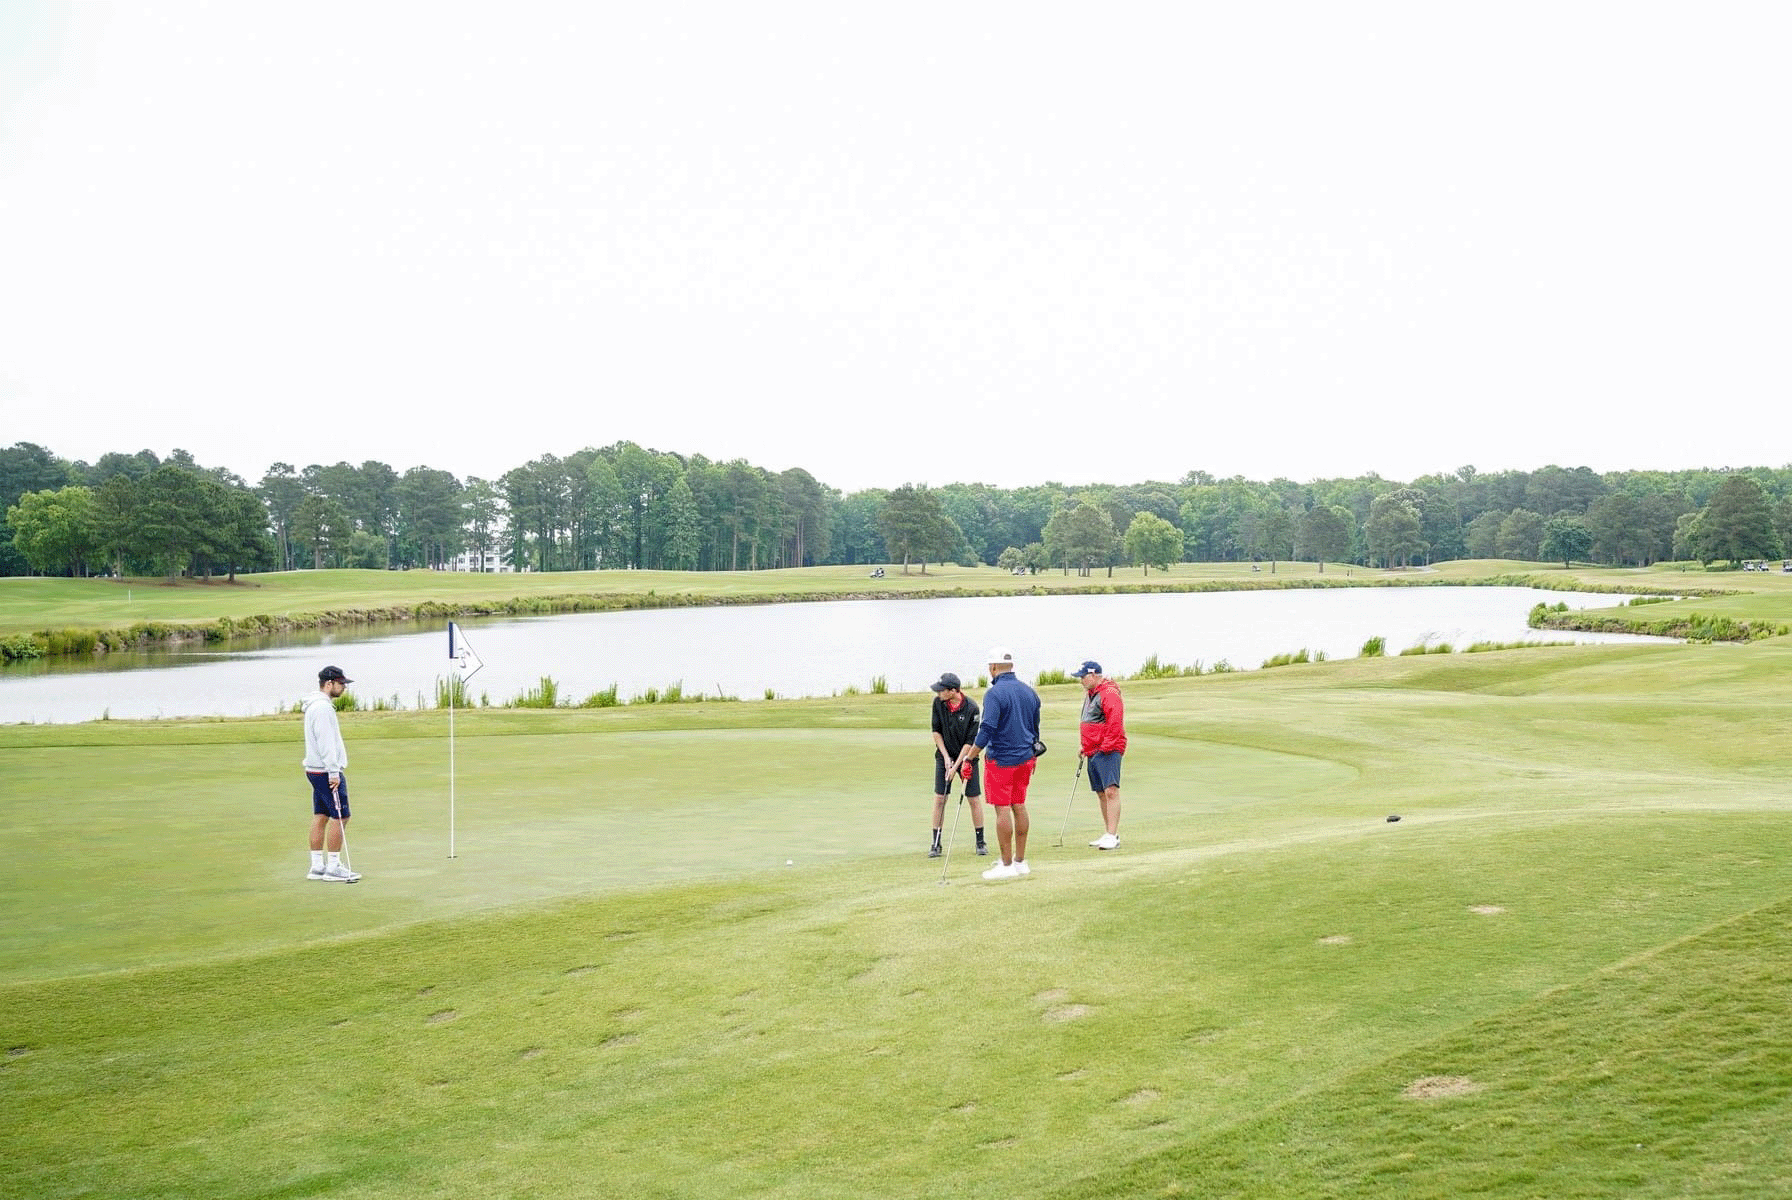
[931,694,981,759]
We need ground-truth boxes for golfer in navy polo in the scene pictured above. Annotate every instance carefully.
[960,647,1043,881]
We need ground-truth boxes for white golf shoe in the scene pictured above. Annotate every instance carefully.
[306,866,328,881]
[321,862,361,883]
[1013,860,1031,876]
[981,862,1019,881]
[1093,833,1120,850]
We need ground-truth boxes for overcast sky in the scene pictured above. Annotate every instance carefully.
[2,3,1787,495]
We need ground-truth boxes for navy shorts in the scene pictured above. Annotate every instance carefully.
[1086,752,1123,793]
[934,755,982,798]
[307,771,350,818]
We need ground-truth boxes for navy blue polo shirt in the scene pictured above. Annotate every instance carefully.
[974,671,1042,767]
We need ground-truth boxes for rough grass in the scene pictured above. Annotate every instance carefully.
[5,637,1792,1197]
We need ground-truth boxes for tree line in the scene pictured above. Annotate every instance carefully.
[5,440,1791,579]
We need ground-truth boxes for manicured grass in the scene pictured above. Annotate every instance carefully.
[1,563,1340,639]
[4,638,1792,1197]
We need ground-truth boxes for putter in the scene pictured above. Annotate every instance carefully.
[1054,755,1086,847]
[331,783,356,878]
[936,772,966,886]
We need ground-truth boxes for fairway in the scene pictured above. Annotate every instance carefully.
[5,640,1792,1197]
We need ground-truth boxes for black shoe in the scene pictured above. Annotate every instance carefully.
[975,843,989,855]
[928,844,942,858]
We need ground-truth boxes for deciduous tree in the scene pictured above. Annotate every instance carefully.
[6,486,98,576]
[878,484,958,574]
[1122,511,1183,574]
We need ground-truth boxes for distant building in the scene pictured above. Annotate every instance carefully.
[444,550,513,573]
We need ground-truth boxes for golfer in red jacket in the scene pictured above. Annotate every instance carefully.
[1073,660,1127,849]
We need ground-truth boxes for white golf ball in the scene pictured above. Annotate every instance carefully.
[785,859,793,866]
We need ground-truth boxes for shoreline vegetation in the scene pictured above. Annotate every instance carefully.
[1,560,1783,666]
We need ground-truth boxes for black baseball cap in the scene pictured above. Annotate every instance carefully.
[930,672,963,692]
[319,665,353,684]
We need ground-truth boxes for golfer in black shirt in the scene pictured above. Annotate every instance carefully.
[928,672,987,857]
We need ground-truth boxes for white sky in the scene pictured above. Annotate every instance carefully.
[2,2,1788,494]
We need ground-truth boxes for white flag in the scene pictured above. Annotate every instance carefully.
[448,621,484,681]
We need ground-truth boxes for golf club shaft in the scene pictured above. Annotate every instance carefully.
[1055,757,1085,846]
[332,783,351,869]
[938,772,965,882]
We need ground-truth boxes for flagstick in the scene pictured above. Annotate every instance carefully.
[446,621,482,862]
[449,684,457,859]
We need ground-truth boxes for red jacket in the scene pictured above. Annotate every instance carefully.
[1078,679,1127,756]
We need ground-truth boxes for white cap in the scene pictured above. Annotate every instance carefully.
[987,646,1016,667]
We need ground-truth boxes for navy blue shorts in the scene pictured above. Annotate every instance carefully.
[307,771,350,819]
[1086,752,1123,793]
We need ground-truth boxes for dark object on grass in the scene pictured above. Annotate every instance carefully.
[1386,814,1401,822]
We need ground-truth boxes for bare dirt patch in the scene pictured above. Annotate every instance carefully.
[1043,1004,1091,1023]
[1468,905,1505,915]
[1318,934,1353,945]
[1403,1075,1484,1099]
[426,1009,458,1025]
[1120,1089,1161,1107]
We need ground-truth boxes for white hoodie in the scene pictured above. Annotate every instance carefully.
[302,692,349,773]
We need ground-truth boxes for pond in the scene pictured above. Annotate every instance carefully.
[0,586,1670,724]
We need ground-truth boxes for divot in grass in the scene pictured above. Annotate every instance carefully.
[564,965,599,977]
[1402,1075,1484,1099]
[519,1047,545,1060]
[1043,1004,1091,1023]
[1468,905,1506,915]
[1120,1088,1161,1107]
[1318,934,1353,945]
[1036,988,1071,1003]
[426,1010,458,1025]
[1057,1068,1087,1081]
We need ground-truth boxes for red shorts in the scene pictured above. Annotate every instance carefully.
[983,758,1036,807]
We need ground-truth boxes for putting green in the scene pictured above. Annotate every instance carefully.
[4,716,1352,982]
